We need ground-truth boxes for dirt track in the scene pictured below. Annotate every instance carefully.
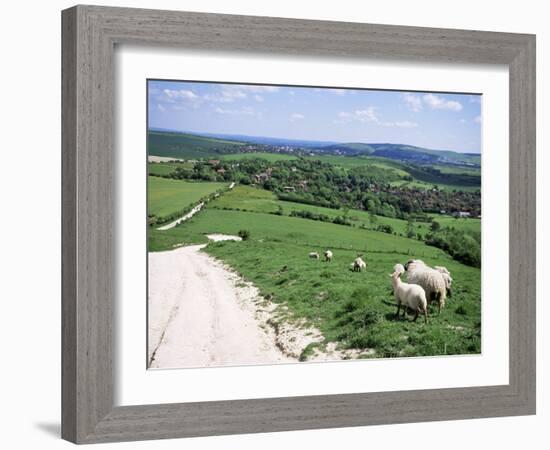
[148,242,294,369]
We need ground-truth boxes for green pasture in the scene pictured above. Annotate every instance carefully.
[148,161,195,176]
[148,131,245,159]
[149,206,481,358]
[208,185,480,236]
[220,152,298,162]
[147,176,227,218]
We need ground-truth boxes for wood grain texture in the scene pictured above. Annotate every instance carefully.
[61,5,536,444]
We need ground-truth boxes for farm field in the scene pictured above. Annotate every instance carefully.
[389,179,481,192]
[149,205,481,358]
[148,131,246,159]
[312,155,411,176]
[220,152,298,162]
[429,214,481,232]
[147,176,227,218]
[148,161,195,176]
[208,185,481,236]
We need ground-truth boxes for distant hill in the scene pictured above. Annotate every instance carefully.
[317,142,480,167]
[148,131,246,159]
[148,130,480,169]
[197,132,338,148]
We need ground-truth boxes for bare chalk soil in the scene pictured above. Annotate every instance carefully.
[148,243,294,369]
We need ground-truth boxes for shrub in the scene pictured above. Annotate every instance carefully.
[238,229,251,241]
[425,227,481,267]
[376,224,394,234]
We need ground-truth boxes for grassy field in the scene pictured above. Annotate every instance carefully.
[311,155,410,175]
[220,152,298,162]
[389,179,481,192]
[148,162,194,176]
[148,131,246,159]
[147,176,227,218]
[149,206,481,359]
[208,185,480,236]
[429,214,481,232]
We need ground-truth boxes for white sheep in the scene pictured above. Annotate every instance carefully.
[435,266,453,296]
[393,263,405,276]
[405,259,447,314]
[352,256,367,272]
[390,270,428,323]
[309,252,320,260]
[324,250,333,262]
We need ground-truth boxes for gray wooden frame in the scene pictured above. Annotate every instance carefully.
[62,4,536,444]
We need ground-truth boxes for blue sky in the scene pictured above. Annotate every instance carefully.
[148,80,482,153]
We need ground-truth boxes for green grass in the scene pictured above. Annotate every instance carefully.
[220,152,298,162]
[208,185,480,236]
[311,155,410,176]
[429,214,481,232]
[149,207,481,358]
[432,164,481,176]
[147,176,227,218]
[148,131,245,159]
[148,162,194,176]
[210,185,281,213]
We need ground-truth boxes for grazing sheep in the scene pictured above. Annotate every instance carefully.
[404,259,447,314]
[352,256,367,272]
[393,263,405,276]
[390,270,428,323]
[435,266,453,297]
[309,252,320,260]
[324,250,333,262]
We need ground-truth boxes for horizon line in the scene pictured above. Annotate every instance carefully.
[148,126,482,155]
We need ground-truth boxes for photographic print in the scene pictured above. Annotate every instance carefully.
[147,80,482,370]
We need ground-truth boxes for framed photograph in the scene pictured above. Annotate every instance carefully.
[62,5,536,444]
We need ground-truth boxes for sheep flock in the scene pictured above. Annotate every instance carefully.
[308,250,453,323]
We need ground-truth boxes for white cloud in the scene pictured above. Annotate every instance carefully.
[162,89,198,101]
[203,85,280,104]
[390,121,418,128]
[203,86,248,103]
[214,106,257,116]
[459,118,466,123]
[423,93,463,112]
[330,88,346,96]
[238,85,280,93]
[469,95,482,103]
[474,115,482,123]
[402,93,423,112]
[290,113,305,121]
[354,107,379,122]
[335,107,417,128]
[157,104,166,112]
[154,88,201,108]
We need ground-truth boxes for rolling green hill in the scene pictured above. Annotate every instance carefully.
[318,142,480,167]
[147,131,480,191]
[148,131,246,159]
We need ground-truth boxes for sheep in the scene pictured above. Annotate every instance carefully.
[393,263,405,276]
[324,250,333,262]
[390,270,428,323]
[404,259,447,314]
[435,266,453,297]
[352,256,367,272]
[308,252,320,260]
